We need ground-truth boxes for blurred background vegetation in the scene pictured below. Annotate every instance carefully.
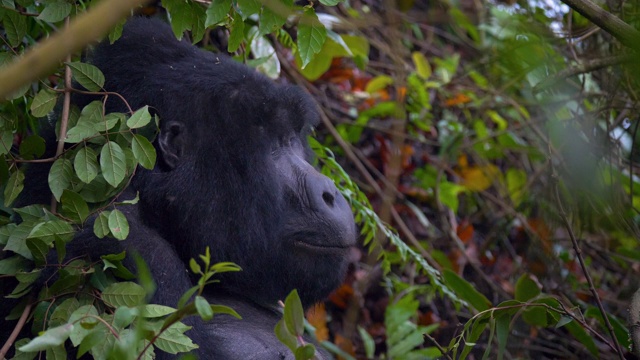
[1,0,640,359]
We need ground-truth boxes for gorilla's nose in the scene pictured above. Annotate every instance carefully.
[309,175,357,247]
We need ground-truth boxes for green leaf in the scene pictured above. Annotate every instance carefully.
[68,305,99,346]
[37,0,72,23]
[154,322,199,354]
[19,323,74,352]
[236,0,261,19]
[319,0,341,4]
[227,14,245,53]
[275,319,297,352]
[74,146,99,184]
[283,289,305,336]
[0,129,13,156]
[506,168,526,206]
[61,189,90,223]
[411,51,432,80]
[18,134,46,160]
[49,298,80,328]
[67,62,105,91]
[4,169,24,207]
[108,209,129,240]
[27,220,74,244]
[140,305,176,318]
[258,0,292,35]
[100,141,127,187]
[442,269,491,311]
[131,134,156,169]
[108,18,126,43]
[365,75,393,93]
[48,157,73,201]
[195,295,214,321]
[297,8,327,68]
[4,10,27,47]
[357,326,375,359]
[294,344,316,360]
[77,330,104,358]
[93,211,110,238]
[31,89,58,117]
[205,0,230,27]
[126,105,151,129]
[514,274,541,302]
[496,314,509,359]
[102,281,146,308]
[0,255,30,275]
[210,304,241,318]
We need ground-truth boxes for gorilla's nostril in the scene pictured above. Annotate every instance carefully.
[322,192,335,207]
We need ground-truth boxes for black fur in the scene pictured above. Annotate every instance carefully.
[2,18,356,359]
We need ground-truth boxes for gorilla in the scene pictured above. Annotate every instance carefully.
[1,17,356,359]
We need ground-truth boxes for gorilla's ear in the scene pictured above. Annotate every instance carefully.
[157,121,185,171]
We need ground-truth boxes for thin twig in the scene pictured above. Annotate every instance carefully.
[550,156,625,359]
[0,302,33,359]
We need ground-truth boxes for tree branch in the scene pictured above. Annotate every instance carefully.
[0,0,153,100]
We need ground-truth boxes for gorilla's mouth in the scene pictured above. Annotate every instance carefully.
[293,240,352,253]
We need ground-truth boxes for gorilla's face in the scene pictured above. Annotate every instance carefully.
[136,82,356,307]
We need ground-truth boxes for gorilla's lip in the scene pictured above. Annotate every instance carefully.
[293,240,353,253]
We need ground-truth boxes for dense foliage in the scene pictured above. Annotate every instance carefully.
[1,0,639,359]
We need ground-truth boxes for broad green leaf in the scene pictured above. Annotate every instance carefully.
[100,141,127,187]
[140,305,176,318]
[37,0,72,23]
[154,322,199,354]
[108,209,129,240]
[27,220,74,244]
[0,129,13,155]
[48,157,73,201]
[19,323,74,352]
[2,0,15,9]
[30,89,58,117]
[64,121,99,143]
[442,269,490,311]
[49,298,80,328]
[227,14,245,53]
[126,106,151,129]
[164,0,202,40]
[319,0,341,4]
[68,305,99,346]
[412,51,432,80]
[93,211,110,238]
[131,134,156,169]
[236,0,261,19]
[195,295,213,321]
[77,330,104,358]
[205,0,230,27]
[4,10,27,47]
[67,62,105,91]
[61,190,90,223]
[294,344,316,360]
[514,274,541,302]
[275,319,297,352]
[26,237,49,265]
[258,0,292,35]
[75,146,99,184]
[18,134,45,160]
[0,255,29,275]
[297,8,327,68]
[506,168,526,207]
[283,289,305,336]
[365,75,393,93]
[4,169,24,207]
[102,282,146,308]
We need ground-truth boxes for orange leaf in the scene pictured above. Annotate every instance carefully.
[458,164,500,192]
[445,93,472,107]
[456,221,474,243]
[306,303,329,342]
[328,283,354,309]
[335,334,356,359]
